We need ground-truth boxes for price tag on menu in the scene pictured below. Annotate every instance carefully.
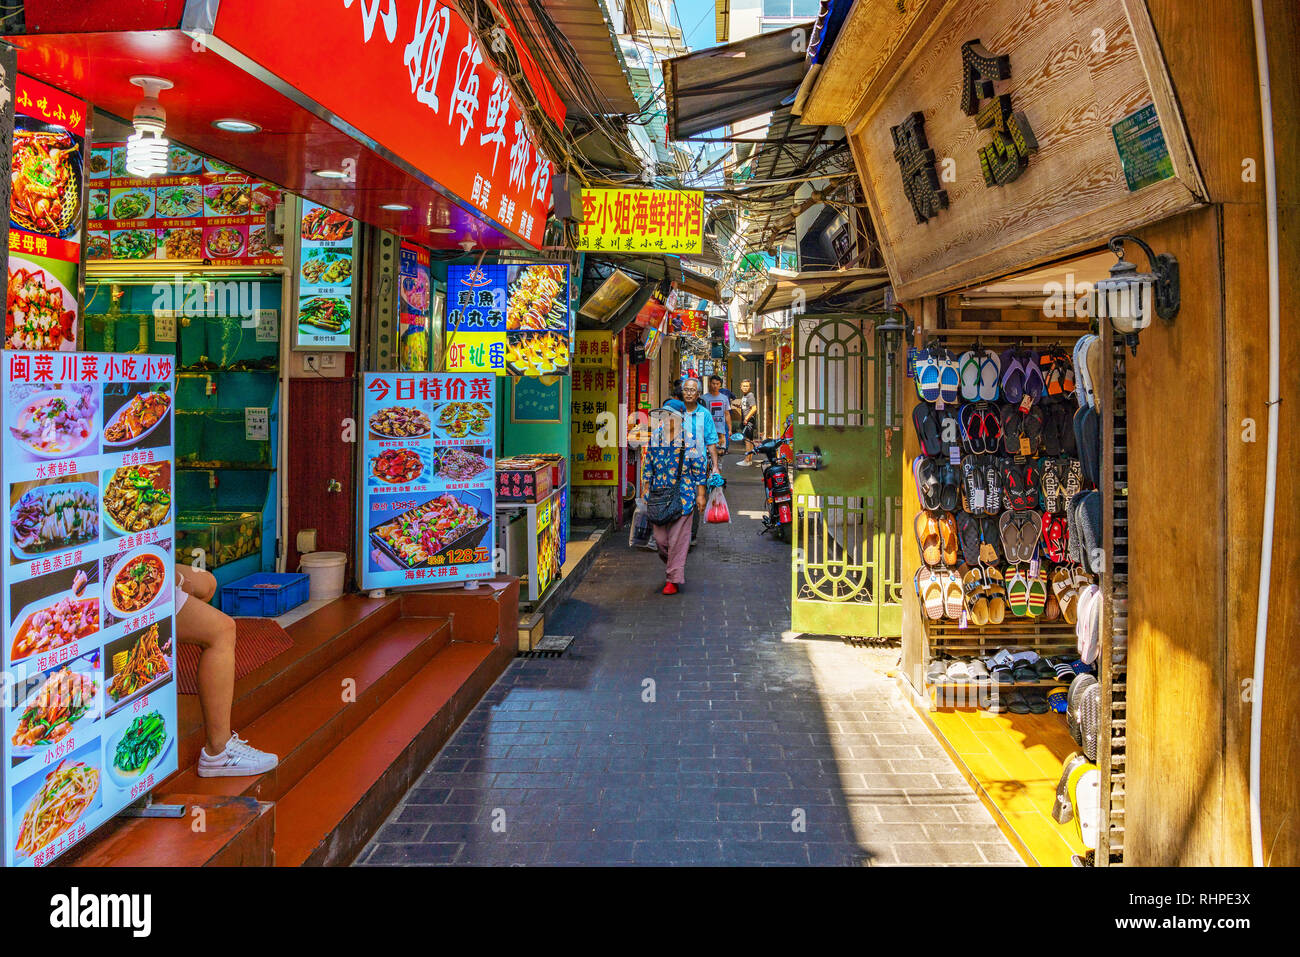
[255,309,279,342]
[245,406,270,441]
[154,311,177,342]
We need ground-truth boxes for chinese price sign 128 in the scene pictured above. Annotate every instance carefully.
[0,351,178,867]
[361,372,497,591]
[295,200,356,351]
[445,261,570,376]
[7,75,87,353]
[570,367,618,487]
[576,188,704,255]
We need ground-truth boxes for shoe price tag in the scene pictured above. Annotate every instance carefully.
[1030,558,1040,577]
[934,397,945,411]
[948,446,962,465]
[1018,436,1031,456]
[959,608,968,629]
[906,347,919,379]
[971,487,986,509]
[1018,394,1033,413]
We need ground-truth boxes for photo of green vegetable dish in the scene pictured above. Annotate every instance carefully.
[110,230,156,259]
[113,710,167,777]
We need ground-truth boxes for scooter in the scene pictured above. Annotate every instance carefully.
[755,437,793,543]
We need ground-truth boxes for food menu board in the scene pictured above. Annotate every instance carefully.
[445,262,570,376]
[85,142,284,266]
[398,242,431,372]
[0,351,177,867]
[295,200,355,351]
[570,368,619,486]
[361,373,497,591]
[7,75,87,352]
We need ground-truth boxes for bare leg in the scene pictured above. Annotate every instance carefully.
[176,598,236,754]
[175,565,217,603]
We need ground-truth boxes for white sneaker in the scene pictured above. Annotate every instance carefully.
[196,732,279,778]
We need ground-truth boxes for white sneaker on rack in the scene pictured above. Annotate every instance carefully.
[196,732,279,778]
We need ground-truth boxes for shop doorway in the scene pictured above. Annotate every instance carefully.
[791,314,903,638]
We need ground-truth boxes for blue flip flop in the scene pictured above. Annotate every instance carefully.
[915,349,941,402]
[958,350,981,402]
[937,349,961,405]
[977,349,1001,401]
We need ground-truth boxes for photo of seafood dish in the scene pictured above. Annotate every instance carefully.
[251,185,282,214]
[372,494,487,567]
[246,225,276,258]
[9,387,97,458]
[106,622,171,704]
[10,119,82,239]
[434,446,489,481]
[204,183,252,215]
[88,188,109,221]
[102,463,171,535]
[368,406,430,438]
[103,386,170,446]
[167,146,203,174]
[436,401,490,438]
[11,482,100,558]
[13,758,100,861]
[301,206,353,242]
[108,711,171,786]
[110,188,153,221]
[107,548,168,618]
[506,263,567,331]
[205,226,245,258]
[87,232,111,260]
[302,250,352,285]
[161,226,201,259]
[371,448,426,485]
[10,594,100,662]
[88,148,111,178]
[6,264,77,351]
[505,331,570,376]
[11,664,99,752]
[110,228,156,259]
[155,185,202,218]
[299,296,350,333]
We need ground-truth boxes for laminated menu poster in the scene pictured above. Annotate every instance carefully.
[7,75,87,352]
[0,351,177,867]
[295,200,355,350]
[85,142,284,266]
[361,373,497,590]
[444,261,570,376]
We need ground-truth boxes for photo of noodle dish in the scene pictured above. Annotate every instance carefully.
[10,117,82,239]
[105,621,173,711]
[12,746,101,862]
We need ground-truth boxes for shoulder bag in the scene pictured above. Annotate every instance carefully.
[646,446,686,526]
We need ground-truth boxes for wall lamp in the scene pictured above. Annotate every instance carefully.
[1091,234,1179,354]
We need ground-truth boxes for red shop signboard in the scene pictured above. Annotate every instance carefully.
[211,0,554,247]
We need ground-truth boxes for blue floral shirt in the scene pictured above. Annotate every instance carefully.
[641,440,708,514]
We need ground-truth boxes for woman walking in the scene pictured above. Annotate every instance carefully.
[641,408,707,594]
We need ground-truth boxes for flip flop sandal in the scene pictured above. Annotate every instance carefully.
[1022,350,1046,402]
[1040,457,1062,512]
[946,658,972,680]
[1000,348,1025,404]
[959,403,986,453]
[966,658,991,681]
[1022,405,1046,457]
[1065,491,1087,565]
[956,511,982,566]
[999,510,1019,559]
[1047,656,1078,680]
[914,509,943,565]
[1039,404,1063,457]
[984,459,1003,513]
[980,515,1002,564]
[1024,689,1050,714]
[938,511,960,566]
[981,407,1004,453]
[942,568,965,619]
[916,566,945,620]
[1041,511,1064,561]
[961,458,986,513]
[1003,463,1029,511]
[1012,660,1039,683]
[937,349,961,406]
[913,401,942,456]
[915,349,941,402]
[958,350,982,402]
[1022,462,1041,511]
[1063,458,1083,500]
[1040,350,1063,397]
[926,657,951,685]
[916,455,943,510]
[1059,353,1076,396]
[983,566,1008,624]
[1053,516,1070,562]
[1058,404,1079,457]
[1043,590,1061,621]
[1025,568,1048,617]
[1006,567,1030,616]
[1032,657,1059,679]
[1072,334,1095,409]
[1004,689,1031,714]
[962,566,990,625]
[1052,567,1079,624]
[978,349,1001,402]
[935,407,961,457]
[1018,511,1043,562]
[985,688,1010,713]
[985,656,1013,684]
[1000,402,1025,454]
[939,463,961,512]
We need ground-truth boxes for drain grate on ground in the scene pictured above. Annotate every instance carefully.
[518,634,575,658]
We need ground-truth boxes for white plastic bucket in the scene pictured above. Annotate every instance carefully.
[299,551,346,600]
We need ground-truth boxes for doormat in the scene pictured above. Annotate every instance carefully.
[176,618,295,695]
[518,634,574,659]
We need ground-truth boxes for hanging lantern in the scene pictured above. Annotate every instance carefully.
[1092,235,1180,354]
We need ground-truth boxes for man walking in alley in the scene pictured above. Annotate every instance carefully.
[737,379,759,466]
[703,374,732,459]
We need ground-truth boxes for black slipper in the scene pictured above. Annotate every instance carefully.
[1024,690,1050,714]
[913,401,942,456]
[1005,689,1031,714]
[955,511,982,566]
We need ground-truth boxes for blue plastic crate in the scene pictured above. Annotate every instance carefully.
[220,572,311,618]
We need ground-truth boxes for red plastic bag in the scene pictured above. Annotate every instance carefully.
[705,487,731,524]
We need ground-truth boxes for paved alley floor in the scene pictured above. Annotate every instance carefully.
[356,454,1019,866]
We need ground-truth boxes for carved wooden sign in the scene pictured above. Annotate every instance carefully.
[846,0,1205,301]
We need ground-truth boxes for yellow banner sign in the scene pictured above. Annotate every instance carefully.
[577,188,704,254]
[573,330,616,369]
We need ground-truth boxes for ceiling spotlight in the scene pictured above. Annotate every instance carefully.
[213,118,261,133]
[126,76,173,178]
[313,169,348,180]
[429,227,455,234]
[380,202,411,211]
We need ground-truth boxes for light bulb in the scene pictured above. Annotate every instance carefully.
[126,129,169,178]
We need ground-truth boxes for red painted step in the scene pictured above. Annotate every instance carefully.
[168,616,451,802]
[274,641,498,866]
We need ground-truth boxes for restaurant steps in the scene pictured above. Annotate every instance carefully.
[60,582,519,868]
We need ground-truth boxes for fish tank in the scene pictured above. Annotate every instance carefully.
[176,510,262,569]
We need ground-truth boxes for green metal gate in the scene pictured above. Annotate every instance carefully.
[790,314,903,638]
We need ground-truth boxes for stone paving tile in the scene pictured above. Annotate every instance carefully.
[355,459,1019,868]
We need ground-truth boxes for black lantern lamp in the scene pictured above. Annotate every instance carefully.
[1092,234,1179,354]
